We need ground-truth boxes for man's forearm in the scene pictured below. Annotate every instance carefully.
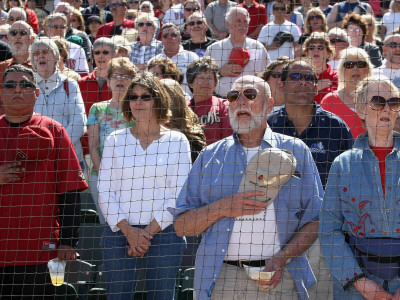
[174,201,223,237]
[282,220,319,258]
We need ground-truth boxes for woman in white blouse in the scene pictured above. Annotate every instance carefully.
[98,73,191,300]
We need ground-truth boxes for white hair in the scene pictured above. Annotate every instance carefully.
[8,7,27,20]
[328,27,351,44]
[225,7,249,24]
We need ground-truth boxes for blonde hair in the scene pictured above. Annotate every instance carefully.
[303,32,335,60]
[304,8,327,35]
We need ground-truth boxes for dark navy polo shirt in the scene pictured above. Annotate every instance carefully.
[267,103,354,187]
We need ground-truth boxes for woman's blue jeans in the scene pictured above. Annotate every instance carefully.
[101,224,186,300]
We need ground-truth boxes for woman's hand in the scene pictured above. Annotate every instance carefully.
[125,226,152,257]
[353,277,393,300]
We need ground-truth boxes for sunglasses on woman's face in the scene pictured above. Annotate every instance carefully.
[137,22,152,27]
[309,15,323,21]
[226,88,258,103]
[308,45,325,51]
[93,50,110,56]
[369,96,400,112]
[343,61,368,69]
[129,94,153,101]
[330,38,347,44]
[270,71,281,79]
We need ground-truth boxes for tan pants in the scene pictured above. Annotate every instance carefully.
[207,263,298,300]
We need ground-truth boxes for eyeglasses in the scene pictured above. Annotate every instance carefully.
[347,27,361,32]
[4,80,36,90]
[128,94,153,101]
[109,3,124,8]
[8,17,23,22]
[9,29,28,36]
[270,71,281,79]
[287,73,317,82]
[162,32,178,38]
[330,38,347,44]
[184,6,200,12]
[273,6,286,11]
[188,20,204,26]
[386,42,400,49]
[138,22,153,27]
[309,15,323,20]
[0,34,8,39]
[226,88,258,103]
[111,73,134,80]
[48,25,67,29]
[308,45,325,51]
[93,50,110,55]
[343,61,368,69]
[32,49,50,56]
[369,96,400,112]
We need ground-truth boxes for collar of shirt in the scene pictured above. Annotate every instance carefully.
[36,69,60,95]
[270,102,322,129]
[232,126,278,148]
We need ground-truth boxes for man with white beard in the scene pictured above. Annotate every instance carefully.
[173,75,323,300]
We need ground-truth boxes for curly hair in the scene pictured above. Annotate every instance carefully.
[148,57,184,83]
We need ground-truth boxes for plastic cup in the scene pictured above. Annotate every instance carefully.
[47,258,66,286]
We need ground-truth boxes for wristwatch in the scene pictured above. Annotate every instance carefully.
[282,248,292,265]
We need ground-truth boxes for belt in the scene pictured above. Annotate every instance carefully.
[224,259,266,268]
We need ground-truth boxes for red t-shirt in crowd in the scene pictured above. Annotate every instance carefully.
[0,114,88,267]
[237,1,267,38]
[320,92,366,139]
[370,145,394,194]
[315,64,338,104]
[188,96,233,145]
[95,19,135,39]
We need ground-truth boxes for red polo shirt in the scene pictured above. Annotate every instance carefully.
[95,19,135,39]
[237,1,267,38]
[315,63,338,104]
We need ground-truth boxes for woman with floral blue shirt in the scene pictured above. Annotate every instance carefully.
[320,76,400,299]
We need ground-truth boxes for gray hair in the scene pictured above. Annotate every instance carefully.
[54,1,73,13]
[30,37,60,71]
[45,13,68,26]
[328,27,351,44]
[135,12,157,30]
[8,7,27,21]
[390,0,400,12]
[140,1,154,11]
[384,33,400,45]
[225,7,249,24]
[93,37,116,53]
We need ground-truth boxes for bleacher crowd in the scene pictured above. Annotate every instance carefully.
[2,0,400,299]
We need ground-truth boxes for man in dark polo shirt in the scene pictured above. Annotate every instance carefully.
[267,58,354,188]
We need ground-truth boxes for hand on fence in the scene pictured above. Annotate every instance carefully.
[0,161,24,185]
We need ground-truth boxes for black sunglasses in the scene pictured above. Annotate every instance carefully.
[226,88,258,103]
[129,94,153,101]
[138,22,152,27]
[343,61,368,69]
[369,96,400,112]
[9,30,29,37]
[162,32,178,38]
[273,6,286,11]
[308,45,325,51]
[8,17,23,22]
[184,7,200,12]
[309,15,323,20]
[270,71,281,79]
[4,80,36,90]
[188,20,204,26]
[287,73,317,82]
[0,34,8,39]
[109,3,124,8]
[93,50,110,55]
[330,38,347,44]
[386,42,400,49]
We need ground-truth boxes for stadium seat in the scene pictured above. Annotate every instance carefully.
[76,223,105,266]
[65,259,96,299]
[87,288,107,300]
[81,209,100,224]
[181,268,195,291]
[55,283,78,300]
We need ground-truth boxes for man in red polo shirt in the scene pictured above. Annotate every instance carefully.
[96,0,135,39]
[0,64,88,298]
[236,0,267,39]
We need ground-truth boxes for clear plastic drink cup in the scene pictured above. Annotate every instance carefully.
[47,258,66,286]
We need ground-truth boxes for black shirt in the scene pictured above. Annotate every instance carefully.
[182,37,216,57]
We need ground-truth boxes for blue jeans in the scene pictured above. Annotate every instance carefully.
[101,224,186,300]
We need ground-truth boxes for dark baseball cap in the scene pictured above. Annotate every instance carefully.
[87,15,101,24]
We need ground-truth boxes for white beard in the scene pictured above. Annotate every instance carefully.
[229,105,267,134]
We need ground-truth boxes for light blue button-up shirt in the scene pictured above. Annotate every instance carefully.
[172,127,323,300]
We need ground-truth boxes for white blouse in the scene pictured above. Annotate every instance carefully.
[98,128,191,232]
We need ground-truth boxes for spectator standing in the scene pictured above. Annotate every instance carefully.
[204,0,235,40]
[71,8,85,32]
[25,0,48,30]
[155,0,173,21]
[82,0,113,26]
[44,13,90,76]
[5,0,39,33]
[162,0,185,25]
[78,37,114,117]
[258,0,301,61]
[182,12,216,57]
[320,76,400,300]
[139,1,161,38]
[236,0,267,39]
[0,64,88,298]
[295,0,313,28]
[343,12,382,68]
[149,23,199,95]
[0,0,8,24]
[318,0,332,16]
[32,37,86,169]
[327,0,372,29]
[96,0,135,39]
[374,34,400,89]
[179,0,213,41]
[98,73,190,300]
[129,13,163,73]
[86,15,101,44]
[7,7,27,26]
[321,47,372,138]
[382,0,400,38]
[52,37,82,81]
[303,32,338,103]
[174,75,323,300]
[298,7,328,46]
[327,27,350,70]
[186,57,233,145]
[204,7,270,97]
[87,57,136,225]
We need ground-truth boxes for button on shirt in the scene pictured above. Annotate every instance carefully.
[172,127,323,300]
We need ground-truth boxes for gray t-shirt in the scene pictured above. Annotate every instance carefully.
[204,0,236,34]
